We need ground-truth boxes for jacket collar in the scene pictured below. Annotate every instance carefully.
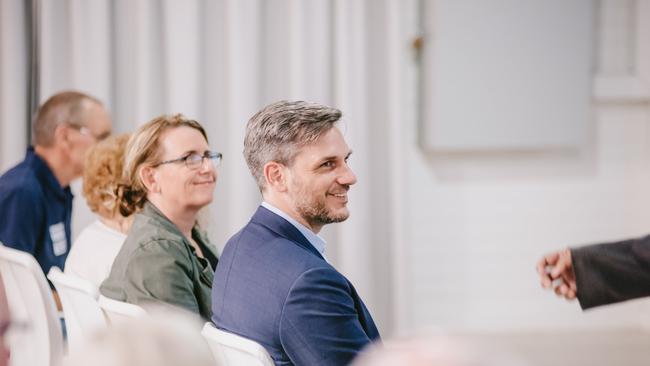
[26,147,72,201]
[139,201,215,257]
[250,205,325,260]
[140,201,183,236]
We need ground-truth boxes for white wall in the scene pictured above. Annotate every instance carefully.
[401,0,650,333]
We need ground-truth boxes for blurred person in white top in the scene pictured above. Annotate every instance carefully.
[65,134,133,289]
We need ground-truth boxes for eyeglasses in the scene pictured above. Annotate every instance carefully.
[67,122,111,141]
[154,151,223,170]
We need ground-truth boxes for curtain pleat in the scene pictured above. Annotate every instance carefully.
[0,0,31,171]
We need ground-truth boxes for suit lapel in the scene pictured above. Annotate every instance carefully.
[251,206,380,340]
[251,206,325,260]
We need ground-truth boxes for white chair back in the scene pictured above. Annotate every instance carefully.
[201,322,274,366]
[0,245,64,366]
[47,267,107,352]
[97,294,146,324]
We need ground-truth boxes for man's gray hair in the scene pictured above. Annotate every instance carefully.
[32,91,102,147]
[243,100,342,191]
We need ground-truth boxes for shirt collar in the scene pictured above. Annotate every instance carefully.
[26,147,72,201]
[261,201,327,258]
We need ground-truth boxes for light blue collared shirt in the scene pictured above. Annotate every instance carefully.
[261,201,327,259]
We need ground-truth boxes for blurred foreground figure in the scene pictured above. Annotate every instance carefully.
[64,306,215,366]
[351,336,526,366]
[537,238,650,309]
[0,275,10,366]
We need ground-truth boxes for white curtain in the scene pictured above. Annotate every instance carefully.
[0,0,31,172]
[0,0,417,335]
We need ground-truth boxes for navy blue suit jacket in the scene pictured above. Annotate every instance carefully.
[212,206,380,366]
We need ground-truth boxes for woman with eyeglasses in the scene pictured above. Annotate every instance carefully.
[100,114,220,320]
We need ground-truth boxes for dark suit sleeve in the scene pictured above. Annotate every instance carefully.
[0,186,43,254]
[279,267,373,366]
[572,235,650,309]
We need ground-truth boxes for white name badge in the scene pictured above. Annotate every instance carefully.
[49,222,68,256]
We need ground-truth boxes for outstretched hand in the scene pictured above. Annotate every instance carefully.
[536,248,577,300]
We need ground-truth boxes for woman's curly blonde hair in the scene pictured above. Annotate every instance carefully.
[82,134,130,218]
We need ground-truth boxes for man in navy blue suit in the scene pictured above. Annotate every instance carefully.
[212,100,380,366]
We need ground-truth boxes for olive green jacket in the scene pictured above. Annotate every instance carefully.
[100,201,218,320]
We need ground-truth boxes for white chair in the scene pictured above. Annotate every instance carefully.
[46,267,107,352]
[0,244,64,366]
[97,294,146,325]
[201,322,274,366]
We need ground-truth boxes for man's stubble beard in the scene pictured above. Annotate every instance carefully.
[292,181,349,229]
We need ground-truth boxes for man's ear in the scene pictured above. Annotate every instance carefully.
[53,123,72,150]
[263,161,288,192]
[139,165,159,193]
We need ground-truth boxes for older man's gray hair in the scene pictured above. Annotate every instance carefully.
[31,91,103,147]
